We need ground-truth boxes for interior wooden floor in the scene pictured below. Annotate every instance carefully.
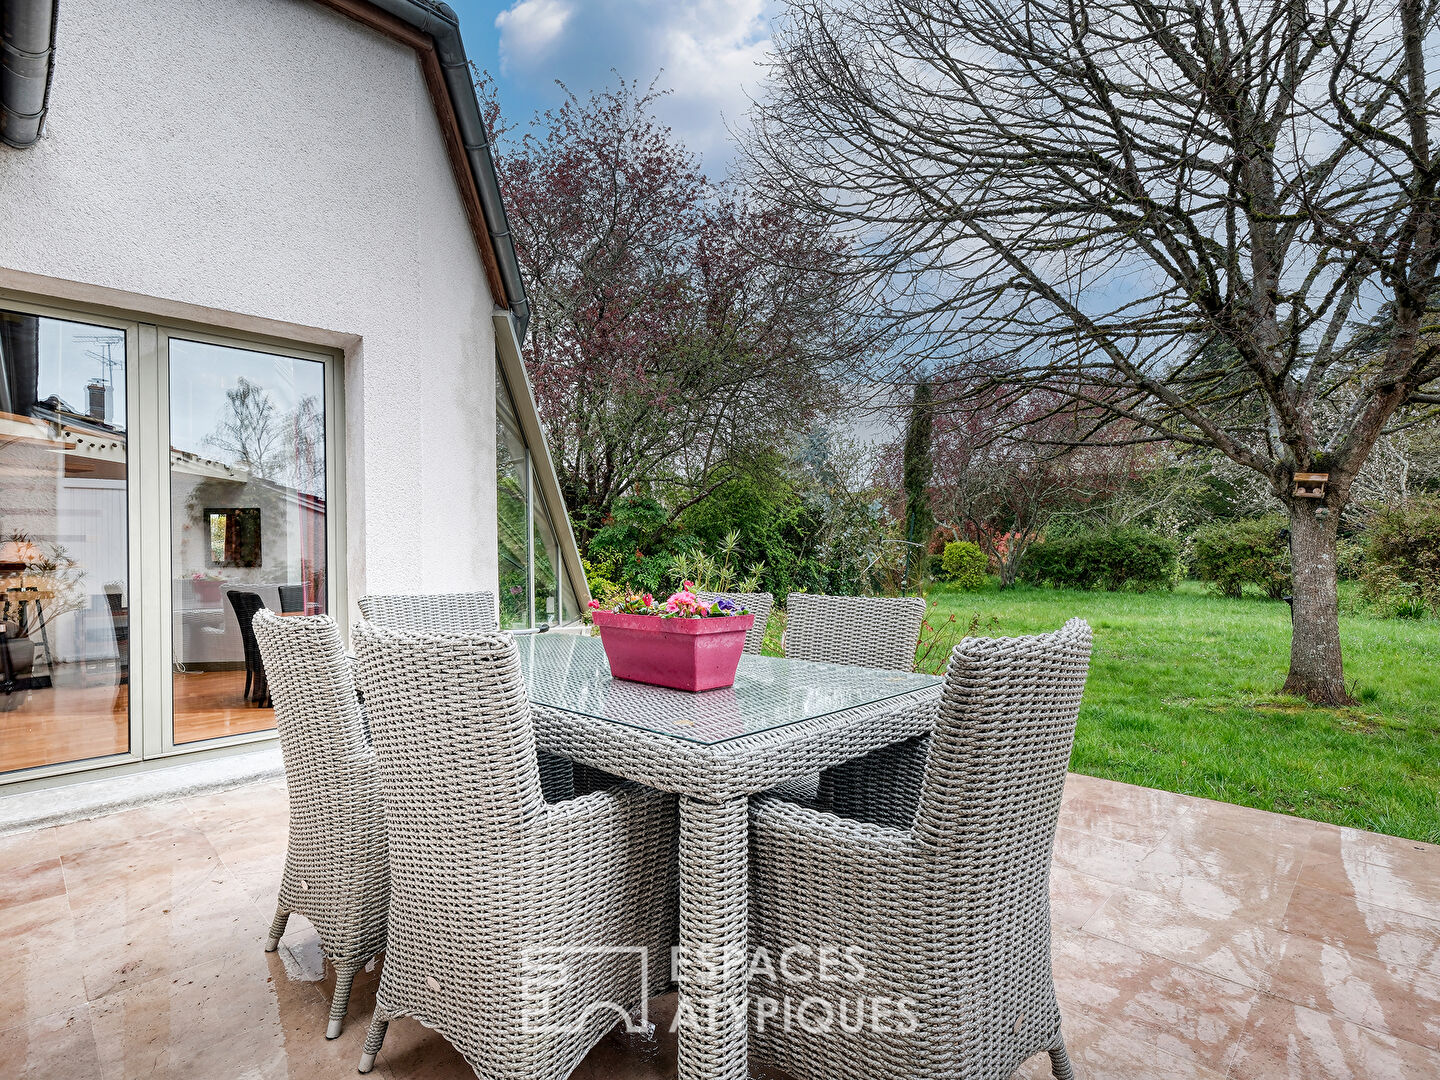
[0,664,274,775]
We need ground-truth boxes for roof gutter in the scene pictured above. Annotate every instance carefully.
[362,0,531,338]
[0,0,58,148]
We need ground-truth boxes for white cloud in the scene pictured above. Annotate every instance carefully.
[495,0,574,66]
[491,0,775,172]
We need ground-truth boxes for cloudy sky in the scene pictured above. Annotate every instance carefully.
[449,0,778,175]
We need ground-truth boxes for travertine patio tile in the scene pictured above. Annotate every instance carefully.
[1050,826,1150,886]
[86,949,366,1080]
[1298,845,1440,921]
[1264,934,1440,1051]
[0,856,66,908]
[1227,992,1440,1080]
[1081,884,1291,988]
[1048,864,1116,929]
[0,894,90,1035]
[0,1006,103,1080]
[0,773,1432,1079]
[1050,930,1258,1073]
[1281,881,1440,978]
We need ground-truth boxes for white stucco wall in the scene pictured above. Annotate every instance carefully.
[0,0,501,610]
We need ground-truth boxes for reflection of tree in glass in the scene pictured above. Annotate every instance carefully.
[497,467,529,627]
[206,378,283,479]
[286,394,325,497]
[205,380,324,496]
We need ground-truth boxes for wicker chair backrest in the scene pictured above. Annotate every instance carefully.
[353,624,544,840]
[916,617,1091,850]
[253,611,387,950]
[358,592,498,634]
[785,593,926,671]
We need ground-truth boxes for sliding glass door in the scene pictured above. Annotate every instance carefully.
[0,308,134,774]
[167,335,330,745]
[0,295,342,785]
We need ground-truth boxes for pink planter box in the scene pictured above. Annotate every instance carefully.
[592,610,755,692]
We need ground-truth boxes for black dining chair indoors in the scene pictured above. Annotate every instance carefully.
[227,590,270,707]
[103,585,129,685]
[278,584,305,614]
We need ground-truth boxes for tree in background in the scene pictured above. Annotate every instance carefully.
[488,77,870,547]
[749,0,1440,702]
[901,381,934,588]
[896,385,1144,587]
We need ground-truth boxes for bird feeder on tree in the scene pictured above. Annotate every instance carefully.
[1292,473,1329,499]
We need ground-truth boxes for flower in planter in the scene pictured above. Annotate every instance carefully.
[665,581,707,617]
[589,580,749,619]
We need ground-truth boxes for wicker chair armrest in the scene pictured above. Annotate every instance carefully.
[818,733,931,829]
[751,792,913,862]
[541,779,675,837]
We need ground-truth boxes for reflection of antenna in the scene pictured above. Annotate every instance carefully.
[76,333,124,388]
[75,333,123,423]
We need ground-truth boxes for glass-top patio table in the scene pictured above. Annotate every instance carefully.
[515,633,943,1080]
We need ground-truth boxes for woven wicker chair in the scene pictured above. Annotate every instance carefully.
[773,594,926,801]
[357,591,499,633]
[253,611,388,1040]
[359,590,573,802]
[696,591,773,655]
[750,618,1093,1080]
[352,624,678,1078]
[784,592,927,671]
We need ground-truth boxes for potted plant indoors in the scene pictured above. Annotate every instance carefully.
[588,582,753,692]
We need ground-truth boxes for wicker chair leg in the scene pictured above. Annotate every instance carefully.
[327,965,358,1039]
[264,907,289,952]
[1050,1042,1076,1079]
[357,1016,388,1073]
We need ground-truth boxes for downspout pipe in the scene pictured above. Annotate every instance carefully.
[366,0,532,339]
[0,0,58,148]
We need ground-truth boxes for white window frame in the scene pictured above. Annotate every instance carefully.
[0,292,345,789]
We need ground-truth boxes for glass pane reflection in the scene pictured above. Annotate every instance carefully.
[496,375,583,627]
[169,339,326,744]
[497,382,530,629]
[0,310,130,773]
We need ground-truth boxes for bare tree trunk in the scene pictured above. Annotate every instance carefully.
[1283,505,1353,706]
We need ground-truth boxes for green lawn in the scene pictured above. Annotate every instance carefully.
[767,582,1440,843]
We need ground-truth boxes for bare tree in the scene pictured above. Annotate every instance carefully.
[748,0,1440,703]
[488,78,872,546]
[900,387,1145,585]
[285,394,325,497]
[1347,405,1440,512]
[207,378,282,479]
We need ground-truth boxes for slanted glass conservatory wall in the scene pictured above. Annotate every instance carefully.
[496,375,582,629]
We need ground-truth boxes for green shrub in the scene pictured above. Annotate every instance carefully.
[1192,515,1291,599]
[1023,526,1178,592]
[1361,500,1440,618]
[1336,536,1367,582]
[941,540,988,590]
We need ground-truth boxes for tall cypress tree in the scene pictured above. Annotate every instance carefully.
[902,381,934,588]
